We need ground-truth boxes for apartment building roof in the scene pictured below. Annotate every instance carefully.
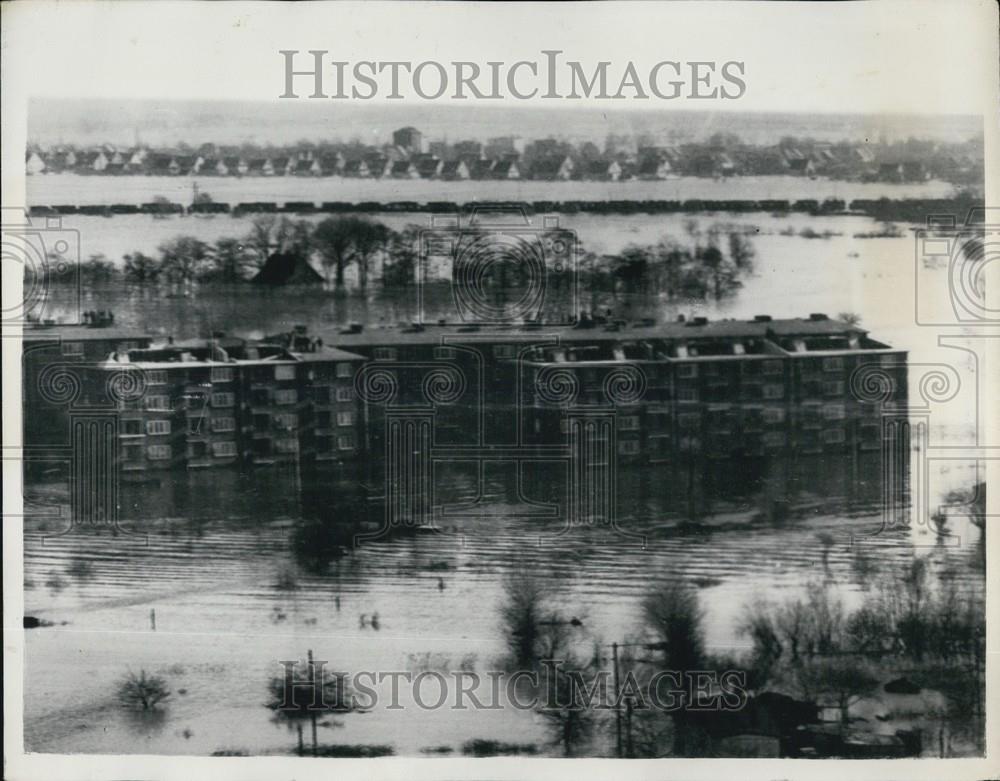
[320,315,874,349]
[92,340,367,370]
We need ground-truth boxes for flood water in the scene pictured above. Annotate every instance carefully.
[22,202,987,756]
[23,457,986,756]
[28,172,960,210]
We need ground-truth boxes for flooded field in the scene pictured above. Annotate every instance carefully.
[28,173,960,209]
[23,458,986,756]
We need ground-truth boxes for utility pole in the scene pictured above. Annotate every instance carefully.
[308,649,318,756]
[612,641,622,758]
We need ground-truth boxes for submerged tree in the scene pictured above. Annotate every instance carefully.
[499,571,547,668]
[312,216,389,291]
[117,669,171,711]
[158,236,210,289]
[123,251,161,286]
[641,580,706,756]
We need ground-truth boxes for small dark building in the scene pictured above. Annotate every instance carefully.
[252,252,324,286]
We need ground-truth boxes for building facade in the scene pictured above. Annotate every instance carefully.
[23,315,907,479]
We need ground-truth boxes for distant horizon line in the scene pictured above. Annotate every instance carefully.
[26,97,984,120]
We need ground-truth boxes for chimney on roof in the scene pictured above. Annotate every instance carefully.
[686,316,708,327]
[676,314,686,323]
[753,315,773,322]
[808,313,828,321]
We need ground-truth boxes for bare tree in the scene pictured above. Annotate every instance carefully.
[117,669,171,711]
[123,251,161,286]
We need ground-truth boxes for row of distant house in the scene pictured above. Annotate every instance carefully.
[26,129,982,183]
[26,147,646,181]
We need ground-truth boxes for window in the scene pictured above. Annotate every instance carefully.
[145,370,168,385]
[822,428,846,444]
[860,424,880,444]
[679,412,701,430]
[618,440,641,455]
[147,444,172,460]
[374,348,397,361]
[433,346,456,360]
[211,416,236,433]
[801,406,823,429]
[678,387,698,403]
[338,434,356,450]
[823,381,845,397]
[823,404,846,420]
[122,419,143,436]
[275,389,297,405]
[763,407,785,424]
[274,413,298,430]
[823,357,844,372]
[336,362,354,378]
[275,365,296,381]
[145,395,171,410]
[212,392,235,408]
[763,431,786,447]
[146,420,171,435]
[678,364,698,378]
[335,387,354,402]
[337,411,354,427]
[763,384,784,400]
[493,345,516,359]
[212,441,238,457]
[763,360,783,375]
[122,444,143,461]
[61,342,84,356]
[275,438,299,454]
[619,415,640,431]
[211,367,233,383]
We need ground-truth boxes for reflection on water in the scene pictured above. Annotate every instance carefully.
[23,452,985,756]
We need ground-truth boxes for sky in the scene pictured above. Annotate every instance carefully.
[2,0,997,116]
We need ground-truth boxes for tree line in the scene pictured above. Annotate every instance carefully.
[55,215,757,304]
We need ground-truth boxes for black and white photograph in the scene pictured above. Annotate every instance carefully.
[3,2,997,779]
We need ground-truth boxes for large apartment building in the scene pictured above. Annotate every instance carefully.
[515,314,907,463]
[23,322,367,475]
[22,313,907,478]
[319,313,908,464]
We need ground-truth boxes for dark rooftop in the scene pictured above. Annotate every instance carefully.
[319,316,872,349]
